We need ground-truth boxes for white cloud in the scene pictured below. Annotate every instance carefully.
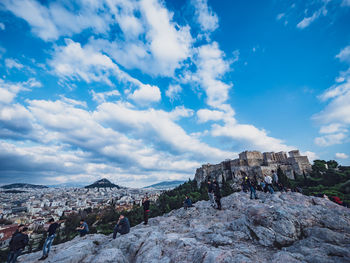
[5,58,24,69]
[139,0,193,76]
[313,45,350,147]
[0,23,5,30]
[197,109,228,123]
[276,13,285,20]
[211,122,293,152]
[187,42,232,109]
[50,39,117,85]
[128,84,161,105]
[166,85,182,101]
[232,49,240,63]
[335,152,348,159]
[0,78,40,104]
[2,0,111,41]
[85,0,193,77]
[3,0,193,77]
[296,4,327,29]
[0,96,234,185]
[191,0,219,33]
[93,102,233,160]
[50,39,159,101]
[314,80,350,125]
[314,133,347,146]
[319,123,347,134]
[91,90,120,104]
[336,45,350,64]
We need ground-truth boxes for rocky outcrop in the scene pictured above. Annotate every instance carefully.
[194,150,312,188]
[19,192,350,263]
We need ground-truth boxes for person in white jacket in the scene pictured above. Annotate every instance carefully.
[264,175,274,194]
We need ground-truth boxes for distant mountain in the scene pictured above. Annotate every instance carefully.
[144,180,186,190]
[1,183,48,189]
[85,178,121,189]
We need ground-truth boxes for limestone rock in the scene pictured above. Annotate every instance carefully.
[18,192,350,263]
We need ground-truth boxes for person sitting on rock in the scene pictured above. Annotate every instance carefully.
[264,174,274,194]
[183,196,193,210]
[207,180,216,208]
[7,226,29,263]
[213,179,222,210]
[113,214,130,239]
[76,219,89,237]
[247,178,258,200]
[142,196,150,225]
[39,218,65,260]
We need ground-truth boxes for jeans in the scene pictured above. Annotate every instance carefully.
[7,249,22,263]
[79,229,88,237]
[208,192,216,207]
[250,186,257,199]
[267,184,274,194]
[215,196,222,210]
[144,210,149,224]
[42,234,55,256]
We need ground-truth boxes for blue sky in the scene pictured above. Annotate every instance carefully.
[0,0,349,187]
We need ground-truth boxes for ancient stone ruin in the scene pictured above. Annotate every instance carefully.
[194,150,312,187]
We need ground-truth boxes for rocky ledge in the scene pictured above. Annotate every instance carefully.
[19,192,350,263]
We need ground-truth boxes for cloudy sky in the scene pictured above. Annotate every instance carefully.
[0,0,349,187]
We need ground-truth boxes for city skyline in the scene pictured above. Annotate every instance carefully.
[0,0,350,187]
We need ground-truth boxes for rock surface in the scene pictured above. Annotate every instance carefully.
[19,192,350,263]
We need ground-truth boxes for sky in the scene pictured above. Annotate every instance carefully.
[0,0,349,187]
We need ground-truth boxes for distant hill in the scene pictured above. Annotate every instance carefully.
[85,178,121,189]
[144,180,186,190]
[1,183,48,189]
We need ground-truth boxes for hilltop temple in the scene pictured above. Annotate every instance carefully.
[194,150,312,186]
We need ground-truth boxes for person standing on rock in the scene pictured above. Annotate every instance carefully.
[142,196,150,225]
[264,174,274,194]
[213,180,222,210]
[247,178,258,200]
[7,226,29,263]
[39,218,65,260]
[76,219,89,237]
[183,196,193,210]
[113,214,130,239]
[207,180,216,208]
[272,170,279,189]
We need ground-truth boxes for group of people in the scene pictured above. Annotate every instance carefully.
[7,195,154,262]
[242,170,283,199]
[7,215,128,262]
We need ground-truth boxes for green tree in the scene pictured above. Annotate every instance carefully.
[326,160,338,169]
[277,166,291,188]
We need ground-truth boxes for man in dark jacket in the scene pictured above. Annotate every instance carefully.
[183,196,193,210]
[7,227,29,263]
[213,180,222,210]
[207,180,216,208]
[39,218,65,260]
[142,196,150,225]
[113,215,130,239]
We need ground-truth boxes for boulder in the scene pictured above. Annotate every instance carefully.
[18,191,350,263]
